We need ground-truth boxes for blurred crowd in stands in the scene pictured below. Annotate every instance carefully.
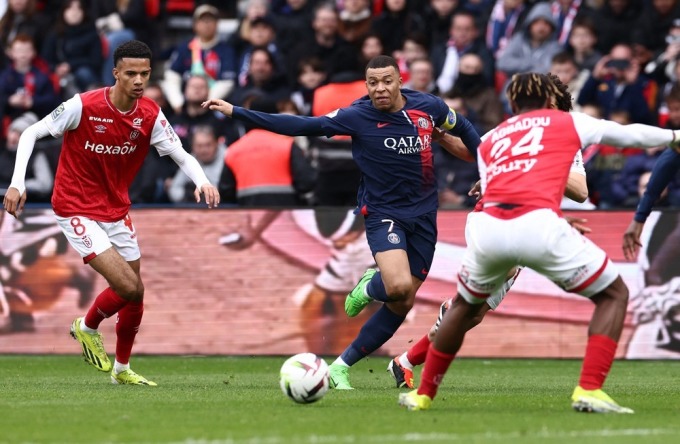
[2,0,680,210]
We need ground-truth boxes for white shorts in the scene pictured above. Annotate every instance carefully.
[54,214,140,263]
[458,209,618,304]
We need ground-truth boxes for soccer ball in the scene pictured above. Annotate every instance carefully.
[279,353,330,404]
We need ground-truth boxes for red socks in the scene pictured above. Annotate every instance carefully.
[407,334,431,366]
[417,344,456,399]
[115,301,144,365]
[84,287,128,329]
[578,334,617,390]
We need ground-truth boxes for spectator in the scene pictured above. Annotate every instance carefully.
[549,0,593,47]
[285,2,360,87]
[357,32,384,67]
[433,10,495,94]
[577,43,653,123]
[338,0,373,44]
[404,58,438,94]
[236,15,284,88]
[632,0,680,66]
[236,0,270,44]
[0,112,53,202]
[272,0,315,57]
[168,125,228,204]
[290,57,328,116]
[394,32,430,84]
[41,0,102,97]
[644,18,680,88]
[89,0,142,86]
[221,99,317,206]
[591,0,640,54]
[447,53,504,133]
[567,17,601,72]
[228,46,292,106]
[0,0,50,69]
[0,34,60,130]
[485,0,529,59]
[170,74,241,150]
[162,5,237,115]
[424,0,462,50]
[370,0,427,56]
[497,2,562,78]
[611,145,667,207]
[550,51,588,111]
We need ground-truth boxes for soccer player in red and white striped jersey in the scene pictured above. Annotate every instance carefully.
[399,72,680,413]
[3,40,220,386]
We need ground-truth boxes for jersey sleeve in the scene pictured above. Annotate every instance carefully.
[321,107,358,137]
[571,112,674,148]
[232,106,355,137]
[429,95,452,129]
[150,110,184,156]
[44,95,82,137]
[570,150,586,176]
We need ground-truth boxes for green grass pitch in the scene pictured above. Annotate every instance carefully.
[1,355,678,444]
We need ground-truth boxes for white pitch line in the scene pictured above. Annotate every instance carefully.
[177,428,678,444]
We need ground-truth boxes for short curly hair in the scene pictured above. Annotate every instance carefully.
[113,40,152,67]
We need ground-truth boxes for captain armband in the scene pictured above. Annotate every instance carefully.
[441,108,457,131]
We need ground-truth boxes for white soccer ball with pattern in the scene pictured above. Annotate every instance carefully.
[279,353,330,404]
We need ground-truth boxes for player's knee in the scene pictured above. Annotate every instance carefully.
[384,279,413,301]
[116,279,145,302]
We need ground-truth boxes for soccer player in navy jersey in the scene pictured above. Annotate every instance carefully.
[203,55,481,389]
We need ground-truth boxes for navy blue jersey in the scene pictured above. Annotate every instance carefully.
[231,89,480,218]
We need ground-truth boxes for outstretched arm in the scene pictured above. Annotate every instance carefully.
[202,99,330,137]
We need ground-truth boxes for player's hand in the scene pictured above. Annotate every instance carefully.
[564,216,591,235]
[3,187,26,219]
[201,99,234,117]
[468,180,482,200]
[623,219,644,261]
[194,184,220,208]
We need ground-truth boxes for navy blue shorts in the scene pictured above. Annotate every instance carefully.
[364,211,437,281]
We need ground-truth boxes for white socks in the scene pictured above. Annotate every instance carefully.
[332,357,349,367]
[114,360,130,374]
[80,318,97,334]
[398,353,413,369]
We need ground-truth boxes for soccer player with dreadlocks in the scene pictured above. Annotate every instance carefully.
[398,72,680,413]
[388,73,591,390]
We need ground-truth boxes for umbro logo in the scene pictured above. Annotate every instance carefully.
[377,122,390,128]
